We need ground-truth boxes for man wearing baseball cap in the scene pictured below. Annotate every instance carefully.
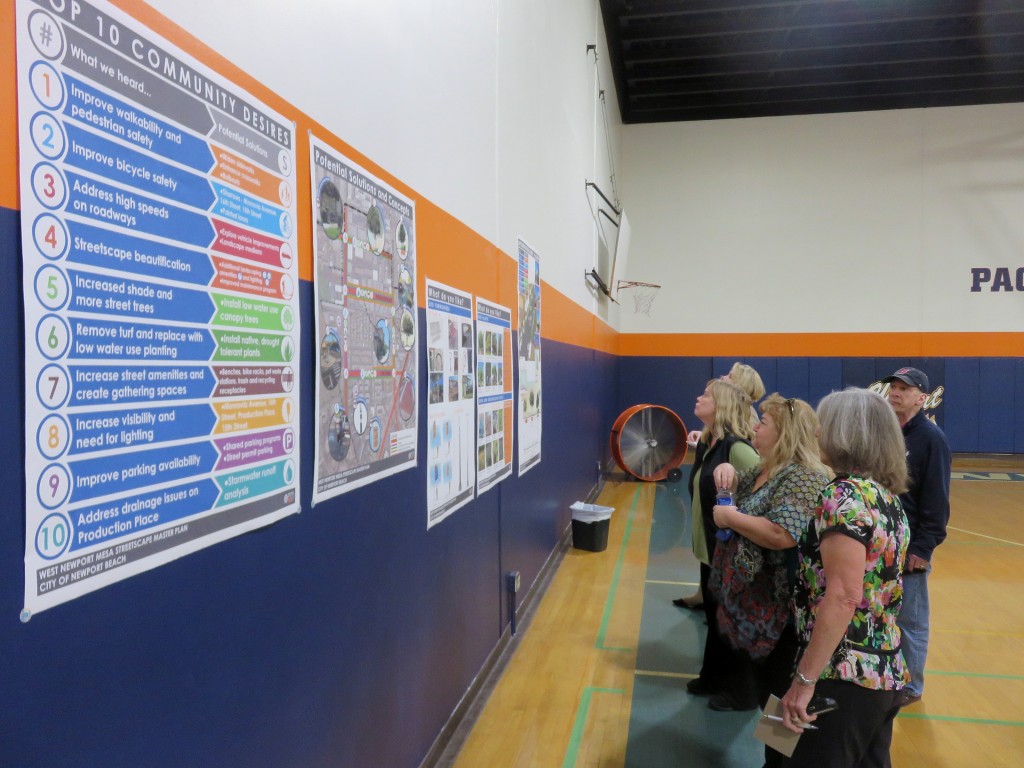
[882,366,952,708]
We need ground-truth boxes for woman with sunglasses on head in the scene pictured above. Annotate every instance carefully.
[678,362,765,611]
[777,388,910,767]
[711,394,830,761]
[683,378,760,710]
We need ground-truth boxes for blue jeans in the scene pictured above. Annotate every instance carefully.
[897,567,930,696]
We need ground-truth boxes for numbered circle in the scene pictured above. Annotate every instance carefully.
[37,463,71,509]
[37,414,70,460]
[29,61,65,110]
[28,10,66,60]
[30,112,66,160]
[34,265,69,310]
[35,512,72,560]
[33,213,69,261]
[36,314,70,360]
[36,364,70,410]
[31,162,67,210]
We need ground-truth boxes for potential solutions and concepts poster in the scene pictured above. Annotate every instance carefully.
[517,239,542,475]
[310,136,418,504]
[17,0,301,616]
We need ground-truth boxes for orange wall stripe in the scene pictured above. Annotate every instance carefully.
[620,332,1024,358]
[1,1,17,209]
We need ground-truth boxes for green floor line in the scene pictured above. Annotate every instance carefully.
[898,711,1024,727]
[595,485,642,652]
[562,686,626,768]
[928,669,1024,681]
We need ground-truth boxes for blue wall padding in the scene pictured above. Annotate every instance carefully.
[978,358,1016,452]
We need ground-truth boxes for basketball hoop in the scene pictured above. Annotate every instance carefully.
[617,281,661,315]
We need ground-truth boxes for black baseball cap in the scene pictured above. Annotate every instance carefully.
[882,366,929,391]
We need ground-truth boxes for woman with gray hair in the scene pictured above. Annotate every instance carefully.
[778,388,910,767]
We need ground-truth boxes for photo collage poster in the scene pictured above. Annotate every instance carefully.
[516,239,542,476]
[475,298,513,494]
[425,280,476,527]
[310,136,418,504]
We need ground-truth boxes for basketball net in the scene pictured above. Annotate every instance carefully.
[617,281,660,315]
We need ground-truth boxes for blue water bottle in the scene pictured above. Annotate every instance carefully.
[715,489,734,542]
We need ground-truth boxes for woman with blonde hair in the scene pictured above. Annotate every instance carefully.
[679,362,765,609]
[710,395,830,749]
[682,378,760,709]
[778,388,910,767]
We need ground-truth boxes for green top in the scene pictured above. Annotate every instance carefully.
[691,441,760,565]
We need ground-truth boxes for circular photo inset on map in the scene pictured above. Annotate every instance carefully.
[328,403,351,461]
[396,217,410,259]
[398,307,415,350]
[318,178,343,239]
[366,203,385,254]
[399,375,415,422]
[373,318,391,364]
[320,330,342,389]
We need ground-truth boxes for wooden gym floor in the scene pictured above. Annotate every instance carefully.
[447,455,1024,768]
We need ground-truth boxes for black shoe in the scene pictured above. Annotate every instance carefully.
[672,597,704,610]
[707,693,758,712]
[896,691,922,708]
[686,677,714,696]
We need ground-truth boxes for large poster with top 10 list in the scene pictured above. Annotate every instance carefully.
[16,0,301,617]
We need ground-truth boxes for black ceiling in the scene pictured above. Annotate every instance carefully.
[600,0,1024,123]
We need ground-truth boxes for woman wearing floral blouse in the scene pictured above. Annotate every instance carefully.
[779,388,911,767]
[710,394,829,760]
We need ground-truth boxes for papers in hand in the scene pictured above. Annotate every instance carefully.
[753,695,806,758]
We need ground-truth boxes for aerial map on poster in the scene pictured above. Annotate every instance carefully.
[475,297,512,495]
[425,280,475,527]
[310,136,417,504]
[16,0,300,617]
[517,238,542,476]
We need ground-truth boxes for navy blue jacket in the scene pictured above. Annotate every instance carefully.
[900,410,952,561]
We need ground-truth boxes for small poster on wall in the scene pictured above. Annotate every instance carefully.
[425,280,476,528]
[310,135,418,504]
[16,0,301,616]
[475,298,513,495]
[517,238,542,476]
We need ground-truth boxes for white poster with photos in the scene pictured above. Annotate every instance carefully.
[516,239,542,476]
[425,280,476,528]
[475,298,513,495]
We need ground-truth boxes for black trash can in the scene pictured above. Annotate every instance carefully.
[571,517,610,552]
[570,502,614,552]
